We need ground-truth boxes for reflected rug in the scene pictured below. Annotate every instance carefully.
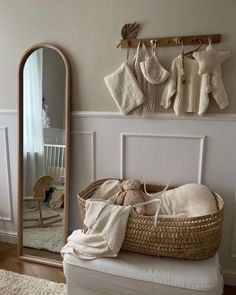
[0,269,66,295]
[23,226,64,253]
[23,204,64,253]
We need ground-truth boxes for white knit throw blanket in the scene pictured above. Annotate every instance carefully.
[61,198,132,260]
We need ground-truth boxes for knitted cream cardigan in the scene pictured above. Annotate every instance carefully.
[161,55,229,116]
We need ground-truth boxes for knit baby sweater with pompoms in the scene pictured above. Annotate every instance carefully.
[160,55,229,116]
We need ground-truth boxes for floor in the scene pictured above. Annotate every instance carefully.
[1,242,236,294]
[0,242,65,283]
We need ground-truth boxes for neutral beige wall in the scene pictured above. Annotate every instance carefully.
[0,0,235,113]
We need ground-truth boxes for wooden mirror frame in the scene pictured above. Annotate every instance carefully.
[17,43,70,267]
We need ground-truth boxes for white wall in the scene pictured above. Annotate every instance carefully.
[0,0,235,113]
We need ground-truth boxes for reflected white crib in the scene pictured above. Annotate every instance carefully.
[44,144,65,184]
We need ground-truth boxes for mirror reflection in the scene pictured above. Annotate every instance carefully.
[22,48,66,262]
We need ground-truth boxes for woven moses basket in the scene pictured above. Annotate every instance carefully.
[78,178,224,261]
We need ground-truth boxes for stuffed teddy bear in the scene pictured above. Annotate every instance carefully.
[115,179,148,215]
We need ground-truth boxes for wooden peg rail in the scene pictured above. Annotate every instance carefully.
[120,34,221,48]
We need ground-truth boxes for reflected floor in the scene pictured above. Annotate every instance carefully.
[23,203,64,254]
[23,247,63,262]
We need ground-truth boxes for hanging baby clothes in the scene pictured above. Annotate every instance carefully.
[140,41,169,85]
[130,42,160,116]
[160,53,229,116]
[193,41,230,102]
[104,62,145,115]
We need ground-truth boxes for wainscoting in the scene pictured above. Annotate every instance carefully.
[0,126,13,221]
[70,112,236,285]
[1,110,236,284]
[0,111,17,242]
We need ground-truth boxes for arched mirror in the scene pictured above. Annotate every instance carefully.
[17,43,70,266]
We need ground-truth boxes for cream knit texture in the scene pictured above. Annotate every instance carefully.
[161,55,229,116]
[61,198,131,260]
[140,55,169,85]
[104,62,145,115]
[193,44,230,75]
[131,44,158,116]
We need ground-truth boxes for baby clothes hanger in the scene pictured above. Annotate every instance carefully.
[184,38,202,57]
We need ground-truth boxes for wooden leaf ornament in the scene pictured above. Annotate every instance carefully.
[121,22,140,39]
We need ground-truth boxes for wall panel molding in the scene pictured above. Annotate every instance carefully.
[1,109,236,121]
[0,127,13,221]
[224,271,236,286]
[231,191,236,258]
[0,109,17,115]
[71,111,236,121]
[120,133,205,183]
[71,131,96,181]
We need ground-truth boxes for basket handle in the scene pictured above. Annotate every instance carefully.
[143,182,169,198]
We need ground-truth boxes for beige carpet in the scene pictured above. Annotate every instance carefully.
[0,269,66,295]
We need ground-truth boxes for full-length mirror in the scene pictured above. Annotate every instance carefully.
[17,44,70,266]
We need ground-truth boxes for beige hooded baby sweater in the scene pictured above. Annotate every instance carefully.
[161,55,229,116]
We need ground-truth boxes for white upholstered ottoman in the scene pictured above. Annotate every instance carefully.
[63,252,223,295]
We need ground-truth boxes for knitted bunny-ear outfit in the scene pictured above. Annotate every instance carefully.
[193,41,229,100]
[193,42,230,75]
